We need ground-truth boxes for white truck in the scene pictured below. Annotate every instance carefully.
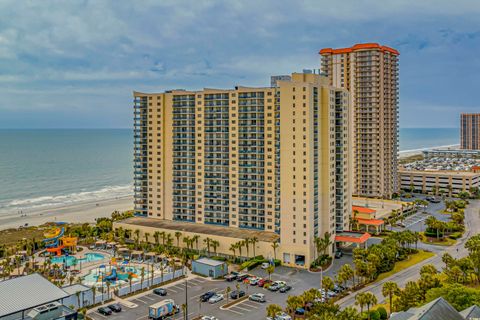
[148,299,180,319]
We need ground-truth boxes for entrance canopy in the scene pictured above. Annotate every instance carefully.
[335,232,371,244]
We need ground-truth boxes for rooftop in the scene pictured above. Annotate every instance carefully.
[194,257,226,267]
[390,297,464,320]
[116,217,280,243]
[0,273,70,317]
[335,232,371,244]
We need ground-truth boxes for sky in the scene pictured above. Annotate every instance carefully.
[0,0,479,129]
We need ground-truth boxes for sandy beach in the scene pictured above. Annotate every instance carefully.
[399,144,460,159]
[0,196,133,231]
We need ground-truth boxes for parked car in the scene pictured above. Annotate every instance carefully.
[153,288,167,296]
[107,303,122,312]
[209,294,224,304]
[261,262,270,269]
[200,291,216,302]
[273,280,286,287]
[230,290,246,299]
[249,293,266,302]
[201,316,218,320]
[236,273,249,282]
[258,279,271,287]
[333,284,343,293]
[334,250,343,259]
[279,285,292,293]
[97,307,112,316]
[271,312,292,320]
[225,273,237,281]
[295,308,306,315]
[268,283,281,291]
[248,276,261,285]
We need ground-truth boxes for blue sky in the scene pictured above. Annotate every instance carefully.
[0,0,479,128]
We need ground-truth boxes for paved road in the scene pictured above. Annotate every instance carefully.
[337,199,480,308]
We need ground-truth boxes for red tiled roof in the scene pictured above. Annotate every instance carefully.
[357,218,384,226]
[335,232,371,244]
[319,43,399,55]
[352,206,376,214]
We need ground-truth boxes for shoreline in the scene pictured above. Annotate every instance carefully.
[399,144,460,158]
[0,196,133,231]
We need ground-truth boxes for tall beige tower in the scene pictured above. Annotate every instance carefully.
[461,113,480,150]
[320,43,399,199]
[130,72,351,267]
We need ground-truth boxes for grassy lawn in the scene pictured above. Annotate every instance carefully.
[438,209,452,215]
[419,232,457,246]
[0,227,47,246]
[375,250,435,282]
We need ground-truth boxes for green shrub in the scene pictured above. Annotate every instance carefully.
[449,232,463,240]
[239,257,267,271]
[211,256,227,261]
[310,254,332,268]
[369,310,381,320]
[376,307,387,320]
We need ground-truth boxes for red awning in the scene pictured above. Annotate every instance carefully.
[357,218,384,226]
[335,232,371,244]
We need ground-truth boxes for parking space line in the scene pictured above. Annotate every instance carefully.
[142,295,155,301]
[91,312,106,319]
[231,305,254,312]
[241,302,259,308]
[225,308,243,315]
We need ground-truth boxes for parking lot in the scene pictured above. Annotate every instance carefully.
[85,258,357,320]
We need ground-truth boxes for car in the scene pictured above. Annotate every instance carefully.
[225,273,237,281]
[209,294,224,304]
[153,288,167,296]
[327,290,336,297]
[200,291,216,302]
[295,308,306,315]
[230,290,246,299]
[279,285,292,293]
[333,284,343,293]
[97,307,112,316]
[261,262,270,269]
[248,276,261,285]
[107,303,122,312]
[268,283,281,291]
[201,316,218,320]
[258,279,271,287]
[236,273,249,282]
[334,250,343,259]
[273,280,286,287]
[274,312,293,320]
[249,293,266,302]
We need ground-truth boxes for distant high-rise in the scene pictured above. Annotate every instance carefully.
[461,113,480,150]
[320,43,399,199]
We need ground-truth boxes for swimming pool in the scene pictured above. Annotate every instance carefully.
[50,253,105,267]
[82,265,149,287]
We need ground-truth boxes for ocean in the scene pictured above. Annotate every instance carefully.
[0,128,459,216]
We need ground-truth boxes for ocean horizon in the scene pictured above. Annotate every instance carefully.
[0,128,460,216]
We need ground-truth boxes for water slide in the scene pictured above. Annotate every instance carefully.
[104,268,118,281]
[43,227,65,256]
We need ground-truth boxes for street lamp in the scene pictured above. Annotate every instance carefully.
[184,278,188,320]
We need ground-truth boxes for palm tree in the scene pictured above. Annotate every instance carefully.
[183,236,191,250]
[204,238,212,256]
[140,266,146,290]
[237,242,243,258]
[266,304,283,318]
[382,281,399,316]
[75,291,81,309]
[244,239,250,258]
[322,276,334,301]
[144,232,150,244]
[91,286,97,304]
[271,241,279,260]
[225,286,231,303]
[211,240,220,255]
[128,273,133,294]
[192,235,200,251]
[351,210,359,231]
[160,231,166,246]
[251,237,258,257]
[266,265,275,280]
[106,281,111,300]
[355,292,377,318]
[69,275,75,285]
[174,232,182,247]
[153,231,160,246]
[229,244,237,260]
[134,229,140,249]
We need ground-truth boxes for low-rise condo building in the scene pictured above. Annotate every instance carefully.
[117,73,353,268]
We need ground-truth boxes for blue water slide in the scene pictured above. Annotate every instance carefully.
[104,268,117,281]
[43,227,65,248]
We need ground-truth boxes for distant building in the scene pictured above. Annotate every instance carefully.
[399,168,480,195]
[270,75,291,87]
[390,297,476,320]
[320,43,399,198]
[423,149,480,159]
[461,113,480,150]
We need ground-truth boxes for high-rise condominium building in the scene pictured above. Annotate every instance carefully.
[123,73,351,267]
[461,113,480,150]
[320,43,399,198]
